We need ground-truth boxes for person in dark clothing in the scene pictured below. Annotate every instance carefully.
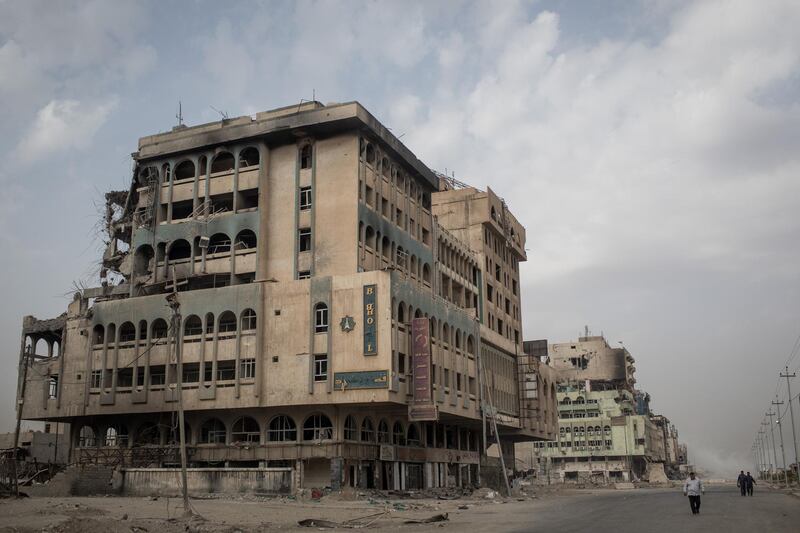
[745,472,756,496]
[737,470,747,496]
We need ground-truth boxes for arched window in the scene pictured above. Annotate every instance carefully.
[377,419,390,444]
[134,245,154,277]
[604,426,611,434]
[574,397,585,405]
[303,414,333,441]
[92,325,105,345]
[407,424,421,447]
[151,319,168,340]
[559,427,566,434]
[235,229,257,250]
[422,263,431,284]
[205,313,215,334]
[467,336,475,356]
[300,144,313,169]
[208,233,231,254]
[314,303,328,333]
[200,418,227,444]
[595,426,602,433]
[105,424,128,447]
[135,423,161,446]
[365,143,375,165]
[231,417,260,443]
[184,315,202,336]
[119,322,136,342]
[218,311,237,333]
[138,320,148,340]
[267,415,297,442]
[393,421,405,446]
[344,415,357,441]
[168,239,192,261]
[397,302,406,324]
[211,151,235,174]
[361,418,375,442]
[365,226,375,250]
[381,157,390,177]
[241,309,257,331]
[239,147,260,168]
[174,160,195,181]
[78,426,96,447]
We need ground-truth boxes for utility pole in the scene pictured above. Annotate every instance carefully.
[766,411,779,484]
[12,345,32,498]
[166,270,192,518]
[772,399,789,488]
[780,367,799,483]
[762,422,774,481]
[757,432,765,479]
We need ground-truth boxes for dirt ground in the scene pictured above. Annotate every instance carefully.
[0,488,560,533]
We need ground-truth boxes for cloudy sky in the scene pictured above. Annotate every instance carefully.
[2,0,799,474]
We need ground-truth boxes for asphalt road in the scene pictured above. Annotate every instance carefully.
[500,485,800,533]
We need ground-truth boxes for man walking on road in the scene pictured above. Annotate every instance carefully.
[737,470,747,496]
[683,472,705,515]
[745,471,756,496]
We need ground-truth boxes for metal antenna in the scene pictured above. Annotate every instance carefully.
[176,101,184,126]
[210,105,228,120]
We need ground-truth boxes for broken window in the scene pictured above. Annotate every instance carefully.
[184,315,202,336]
[90,370,102,389]
[217,360,235,381]
[231,416,260,443]
[299,228,312,252]
[235,230,257,251]
[181,363,199,383]
[393,421,405,446]
[361,418,375,442]
[300,144,313,169]
[344,415,358,440]
[407,424,421,447]
[268,415,297,442]
[119,322,136,342]
[303,414,333,441]
[78,426,96,447]
[150,365,166,386]
[167,239,192,261]
[48,375,58,399]
[208,233,231,255]
[105,424,128,447]
[210,152,235,174]
[377,419,390,443]
[239,147,260,168]
[298,270,311,279]
[218,311,237,333]
[200,418,227,444]
[151,319,168,340]
[174,160,195,181]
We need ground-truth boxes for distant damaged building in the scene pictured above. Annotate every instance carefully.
[517,334,687,483]
[14,101,557,495]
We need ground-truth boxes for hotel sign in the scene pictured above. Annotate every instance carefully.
[363,284,377,355]
[409,317,438,421]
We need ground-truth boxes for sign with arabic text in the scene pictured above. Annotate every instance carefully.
[409,317,438,421]
[334,370,388,391]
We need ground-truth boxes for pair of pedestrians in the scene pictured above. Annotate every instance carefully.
[736,470,756,496]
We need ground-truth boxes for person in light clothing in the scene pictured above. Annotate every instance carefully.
[683,472,704,515]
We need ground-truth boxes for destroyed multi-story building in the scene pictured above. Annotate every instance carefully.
[14,101,557,494]
[517,334,686,483]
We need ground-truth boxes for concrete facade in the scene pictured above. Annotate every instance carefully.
[14,101,557,494]
[517,335,686,483]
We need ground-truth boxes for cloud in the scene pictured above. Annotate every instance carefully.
[16,98,118,164]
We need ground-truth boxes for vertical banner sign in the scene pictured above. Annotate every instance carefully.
[363,284,377,355]
[409,317,438,421]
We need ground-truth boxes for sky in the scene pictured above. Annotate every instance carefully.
[1,0,800,476]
